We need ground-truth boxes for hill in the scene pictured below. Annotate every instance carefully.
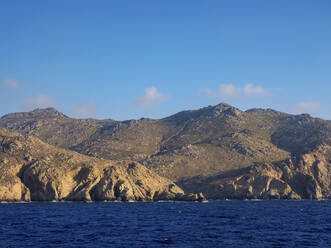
[1,103,330,198]
[0,127,202,202]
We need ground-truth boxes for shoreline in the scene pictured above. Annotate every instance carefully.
[1,199,331,204]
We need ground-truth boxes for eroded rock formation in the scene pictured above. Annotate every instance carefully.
[179,144,331,200]
[0,127,203,202]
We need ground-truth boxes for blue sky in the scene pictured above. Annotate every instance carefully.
[1,0,330,120]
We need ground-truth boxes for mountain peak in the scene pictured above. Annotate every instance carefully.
[209,103,242,117]
[245,108,290,117]
[29,108,67,118]
[214,102,232,109]
[164,102,242,123]
[0,108,67,120]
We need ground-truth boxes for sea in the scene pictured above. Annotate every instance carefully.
[0,200,330,247]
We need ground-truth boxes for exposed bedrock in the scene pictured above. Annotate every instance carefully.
[0,127,204,202]
[178,144,331,200]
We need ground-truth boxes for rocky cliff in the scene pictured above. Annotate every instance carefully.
[0,127,203,202]
[179,144,331,199]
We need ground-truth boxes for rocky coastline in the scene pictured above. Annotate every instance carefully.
[0,127,205,202]
[1,104,330,201]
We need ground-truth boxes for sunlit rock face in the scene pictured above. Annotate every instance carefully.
[0,127,203,202]
[178,144,331,200]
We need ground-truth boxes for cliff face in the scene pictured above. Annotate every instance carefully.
[0,128,202,202]
[178,144,331,200]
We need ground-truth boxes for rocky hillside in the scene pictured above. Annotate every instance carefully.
[0,127,203,202]
[1,103,330,199]
[178,144,331,200]
[0,108,113,148]
[247,108,331,155]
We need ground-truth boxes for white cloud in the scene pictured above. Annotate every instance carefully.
[22,94,55,110]
[206,83,269,98]
[220,84,240,97]
[134,87,170,107]
[1,79,20,89]
[205,84,239,98]
[72,102,96,117]
[244,84,268,96]
[291,102,320,114]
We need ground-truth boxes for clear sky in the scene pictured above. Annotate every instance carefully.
[1,0,330,120]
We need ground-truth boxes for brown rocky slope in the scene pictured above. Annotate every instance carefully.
[0,127,203,202]
[178,144,331,199]
[0,104,294,181]
[1,103,330,199]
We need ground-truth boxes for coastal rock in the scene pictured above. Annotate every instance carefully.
[178,144,331,200]
[0,127,197,202]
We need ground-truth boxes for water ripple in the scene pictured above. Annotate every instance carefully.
[0,201,331,247]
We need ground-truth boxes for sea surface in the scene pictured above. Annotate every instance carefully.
[0,201,330,247]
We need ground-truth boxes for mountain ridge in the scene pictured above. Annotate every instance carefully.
[1,103,330,199]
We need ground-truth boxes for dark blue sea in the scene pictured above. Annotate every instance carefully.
[0,201,331,247]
